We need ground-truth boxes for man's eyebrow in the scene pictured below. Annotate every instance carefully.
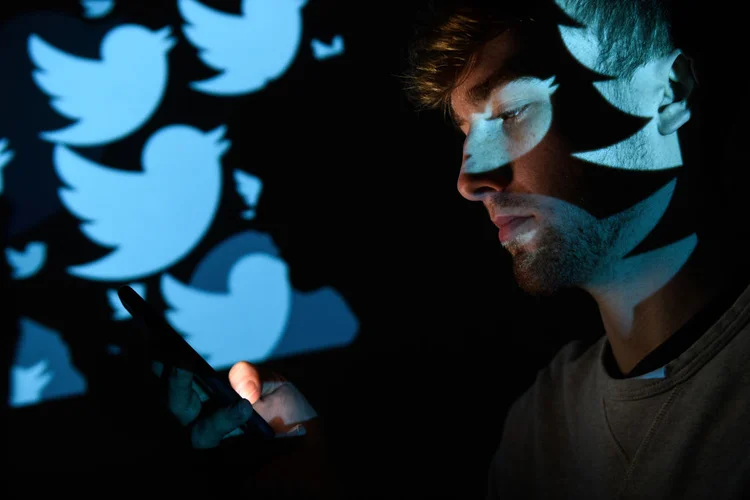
[451,68,514,129]
[468,67,515,106]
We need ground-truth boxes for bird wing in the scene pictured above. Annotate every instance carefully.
[28,34,111,121]
[178,0,251,71]
[161,273,236,343]
[53,145,145,248]
[234,170,262,207]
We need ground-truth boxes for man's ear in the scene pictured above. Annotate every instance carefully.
[657,50,696,135]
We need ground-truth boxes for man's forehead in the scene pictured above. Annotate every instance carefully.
[452,32,520,102]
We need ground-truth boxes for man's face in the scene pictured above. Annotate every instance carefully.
[450,27,682,296]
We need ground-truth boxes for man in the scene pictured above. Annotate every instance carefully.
[155,0,750,498]
[402,0,750,498]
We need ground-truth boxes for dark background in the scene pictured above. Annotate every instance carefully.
[0,0,742,498]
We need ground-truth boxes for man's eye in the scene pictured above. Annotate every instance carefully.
[497,103,530,122]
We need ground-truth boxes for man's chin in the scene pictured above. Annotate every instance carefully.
[510,252,565,297]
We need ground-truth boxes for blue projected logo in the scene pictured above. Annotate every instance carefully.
[81,0,115,19]
[3,4,359,404]
[28,24,175,146]
[160,231,359,369]
[55,124,230,281]
[0,138,14,194]
[178,0,307,96]
[162,252,293,367]
[5,241,47,280]
[234,170,263,219]
[9,317,87,407]
[311,35,344,61]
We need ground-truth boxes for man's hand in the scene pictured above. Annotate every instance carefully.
[152,360,317,448]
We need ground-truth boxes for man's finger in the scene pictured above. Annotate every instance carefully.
[167,366,202,426]
[191,398,253,449]
[228,361,262,403]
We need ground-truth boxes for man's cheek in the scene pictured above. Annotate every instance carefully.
[510,107,554,160]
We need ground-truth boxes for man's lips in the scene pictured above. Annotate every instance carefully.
[493,215,536,243]
[492,215,533,229]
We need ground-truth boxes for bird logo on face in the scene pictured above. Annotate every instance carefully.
[161,252,292,368]
[28,24,176,146]
[178,0,308,96]
[54,124,230,281]
[553,0,683,170]
[463,76,559,177]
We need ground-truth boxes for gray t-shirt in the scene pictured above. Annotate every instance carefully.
[487,281,750,499]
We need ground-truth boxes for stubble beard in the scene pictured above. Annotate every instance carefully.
[506,217,613,296]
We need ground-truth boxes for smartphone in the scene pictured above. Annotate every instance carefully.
[117,285,275,440]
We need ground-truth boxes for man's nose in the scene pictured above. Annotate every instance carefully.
[456,153,513,201]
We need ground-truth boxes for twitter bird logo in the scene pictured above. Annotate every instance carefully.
[10,317,87,407]
[81,0,115,19]
[11,360,54,407]
[6,241,47,279]
[161,253,292,368]
[28,24,176,146]
[178,0,307,96]
[0,138,14,195]
[108,282,145,320]
[54,124,230,281]
[234,169,263,219]
[311,35,344,61]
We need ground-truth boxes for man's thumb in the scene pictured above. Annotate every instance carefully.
[228,361,262,403]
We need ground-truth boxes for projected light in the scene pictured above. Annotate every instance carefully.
[9,317,87,408]
[178,0,307,96]
[0,138,14,194]
[81,0,116,19]
[54,124,229,281]
[3,2,359,404]
[6,241,47,280]
[160,230,359,369]
[311,35,344,61]
[28,24,175,147]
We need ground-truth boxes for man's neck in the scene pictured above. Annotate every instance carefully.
[583,235,732,376]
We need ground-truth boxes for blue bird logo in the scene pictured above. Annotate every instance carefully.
[28,24,176,146]
[311,35,344,61]
[54,124,231,281]
[234,169,263,219]
[6,241,47,280]
[178,0,307,96]
[161,252,292,368]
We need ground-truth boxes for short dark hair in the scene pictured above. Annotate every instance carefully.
[403,0,675,114]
